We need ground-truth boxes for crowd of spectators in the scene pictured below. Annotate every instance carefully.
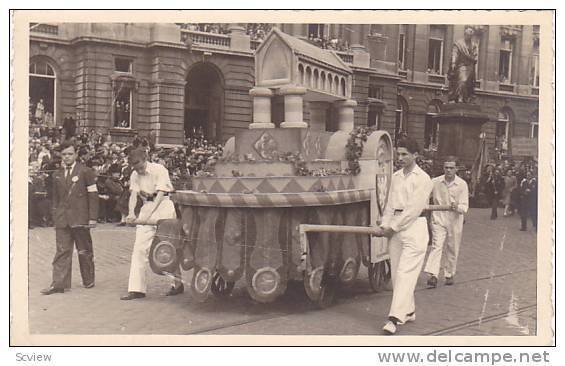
[307,34,352,52]
[177,23,230,34]
[246,23,272,41]
[28,124,224,229]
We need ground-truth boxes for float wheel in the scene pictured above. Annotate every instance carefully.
[368,259,391,292]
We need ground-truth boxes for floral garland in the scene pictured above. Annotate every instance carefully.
[345,125,379,175]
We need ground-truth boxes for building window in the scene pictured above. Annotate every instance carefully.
[496,110,512,153]
[115,57,133,73]
[428,26,445,75]
[113,86,132,128]
[530,122,538,139]
[398,25,407,70]
[368,85,383,99]
[499,38,514,83]
[29,60,56,126]
[308,24,325,39]
[367,107,381,128]
[530,39,540,87]
[424,103,441,150]
[395,97,408,143]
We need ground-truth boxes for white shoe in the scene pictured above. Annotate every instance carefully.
[400,313,416,324]
[382,320,397,335]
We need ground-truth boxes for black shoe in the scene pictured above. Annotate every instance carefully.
[427,276,438,288]
[117,222,126,227]
[40,286,64,295]
[84,282,95,289]
[120,291,146,300]
[166,284,184,296]
[445,276,454,286]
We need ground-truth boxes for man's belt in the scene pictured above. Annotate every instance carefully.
[393,209,427,217]
[144,192,170,202]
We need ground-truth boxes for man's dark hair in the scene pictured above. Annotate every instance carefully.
[444,155,459,165]
[59,140,76,153]
[396,137,420,154]
[128,148,147,164]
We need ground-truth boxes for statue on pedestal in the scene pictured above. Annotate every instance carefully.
[448,27,478,103]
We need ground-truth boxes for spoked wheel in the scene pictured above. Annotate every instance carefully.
[368,259,391,292]
[211,272,235,297]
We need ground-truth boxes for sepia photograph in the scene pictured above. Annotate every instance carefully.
[10,10,554,346]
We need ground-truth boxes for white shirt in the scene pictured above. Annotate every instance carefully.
[130,162,173,195]
[431,174,469,227]
[382,164,433,233]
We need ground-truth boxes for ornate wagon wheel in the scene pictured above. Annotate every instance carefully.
[211,272,235,297]
[368,259,391,293]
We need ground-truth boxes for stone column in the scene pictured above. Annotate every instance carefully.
[308,102,327,131]
[335,99,357,132]
[280,86,308,128]
[228,23,251,51]
[249,87,274,129]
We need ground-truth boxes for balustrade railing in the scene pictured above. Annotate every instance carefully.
[180,29,231,49]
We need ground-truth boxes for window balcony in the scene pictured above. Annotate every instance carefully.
[427,73,446,84]
[30,23,59,36]
[498,83,516,93]
[180,29,231,49]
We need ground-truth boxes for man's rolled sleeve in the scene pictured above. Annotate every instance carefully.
[155,164,173,192]
[456,180,469,214]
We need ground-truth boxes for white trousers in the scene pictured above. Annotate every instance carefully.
[387,217,429,322]
[127,199,177,293]
[423,218,464,278]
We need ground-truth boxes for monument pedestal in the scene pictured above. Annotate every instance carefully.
[435,103,489,168]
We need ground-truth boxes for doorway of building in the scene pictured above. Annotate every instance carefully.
[184,63,224,141]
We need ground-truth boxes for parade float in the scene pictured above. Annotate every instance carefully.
[148,28,394,307]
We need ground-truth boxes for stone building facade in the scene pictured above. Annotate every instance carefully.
[29,22,539,160]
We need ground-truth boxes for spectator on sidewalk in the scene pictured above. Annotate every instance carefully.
[423,156,469,288]
[519,170,538,231]
[40,141,98,295]
[502,169,518,216]
[483,165,504,220]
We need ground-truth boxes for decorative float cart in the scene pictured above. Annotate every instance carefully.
[148,28,394,307]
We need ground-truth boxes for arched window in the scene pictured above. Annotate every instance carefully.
[334,75,339,94]
[340,77,346,96]
[29,60,56,126]
[320,71,326,90]
[298,64,305,86]
[395,96,409,144]
[305,66,312,88]
[313,69,319,90]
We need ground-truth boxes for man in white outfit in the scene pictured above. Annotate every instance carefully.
[120,149,182,300]
[423,156,469,288]
[376,137,433,335]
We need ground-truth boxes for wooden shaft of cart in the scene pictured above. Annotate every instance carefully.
[298,204,452,272]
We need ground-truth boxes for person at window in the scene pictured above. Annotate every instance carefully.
[35,99,45,124]
[447,27,477,103]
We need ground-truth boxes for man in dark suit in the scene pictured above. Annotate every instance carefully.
[41,141,99,295]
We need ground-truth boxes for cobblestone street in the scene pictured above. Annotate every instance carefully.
[27,208,538,336]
